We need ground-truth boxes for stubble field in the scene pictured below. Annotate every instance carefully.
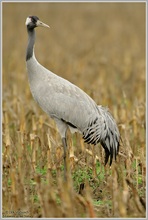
[2,2,146,218]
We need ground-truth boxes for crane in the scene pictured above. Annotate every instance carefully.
[25,16,120,179]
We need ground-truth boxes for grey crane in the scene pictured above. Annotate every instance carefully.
[25,16,120,178]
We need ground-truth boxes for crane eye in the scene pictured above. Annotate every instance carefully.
[29,16,36,23]
[31,17,36,23]
[32,16,39,23]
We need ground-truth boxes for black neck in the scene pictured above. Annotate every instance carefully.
[26,28,36,61]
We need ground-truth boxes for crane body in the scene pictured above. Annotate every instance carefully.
[25,16,120,178]
[27,55,99,133]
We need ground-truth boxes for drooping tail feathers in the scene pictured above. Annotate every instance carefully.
[83,105,120,166]
[98,105,120,165]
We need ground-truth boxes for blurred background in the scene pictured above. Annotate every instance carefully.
[3,2,145,105]
[2,2,146,218]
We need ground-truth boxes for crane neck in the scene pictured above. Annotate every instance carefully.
[26,28,36,61]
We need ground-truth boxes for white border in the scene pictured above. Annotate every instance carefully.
[1,1,147,220]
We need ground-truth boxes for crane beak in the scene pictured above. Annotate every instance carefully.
[36,20,50,28]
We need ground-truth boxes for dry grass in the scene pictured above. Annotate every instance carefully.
[2,2,146,218]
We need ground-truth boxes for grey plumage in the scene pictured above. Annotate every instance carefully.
[25,16,120,174]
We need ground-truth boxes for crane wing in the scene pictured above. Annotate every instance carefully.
[28,63,98,131]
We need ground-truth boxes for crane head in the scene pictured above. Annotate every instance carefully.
[25,16,50,30]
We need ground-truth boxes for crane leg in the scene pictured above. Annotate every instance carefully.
[62,137,67,180]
